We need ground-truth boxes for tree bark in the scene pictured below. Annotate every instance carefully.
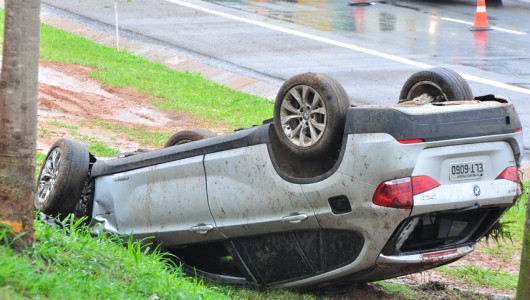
[517,194,530,299]
[0,0,41,249]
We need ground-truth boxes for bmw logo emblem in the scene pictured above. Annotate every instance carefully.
[473,185,481,197]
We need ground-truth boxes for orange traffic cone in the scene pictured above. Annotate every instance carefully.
[471,0,492,31]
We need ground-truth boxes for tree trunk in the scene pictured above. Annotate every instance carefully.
[0,0,41,249]
[517,195,530,299]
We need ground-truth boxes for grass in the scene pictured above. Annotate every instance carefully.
[438,266,518,291]
[0,216,229,300]
[48,120,79,131]
[374,281,420,297]
[86,142,121,157]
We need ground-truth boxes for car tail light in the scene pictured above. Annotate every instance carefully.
[496,166,520,183]
[515,128,522,133]
[397,138,424,144]
[373,176,440,209]
[412,176,441,194]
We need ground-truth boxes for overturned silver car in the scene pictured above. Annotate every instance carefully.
[36,68,523,290]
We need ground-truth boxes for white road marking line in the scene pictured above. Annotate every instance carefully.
[166,0,530,96]
[441,17,527,35]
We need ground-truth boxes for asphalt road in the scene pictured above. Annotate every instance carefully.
[41,0,530,160]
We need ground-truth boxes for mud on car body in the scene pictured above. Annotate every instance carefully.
[36,68,524,290]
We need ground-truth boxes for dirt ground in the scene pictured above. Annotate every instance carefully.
[37,62,521,299]
[37,62,209,153]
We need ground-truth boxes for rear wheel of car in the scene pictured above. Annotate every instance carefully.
[273,72,350,158]
[35,139,90,217]
[398,68,473,103]
[164,129,217,147]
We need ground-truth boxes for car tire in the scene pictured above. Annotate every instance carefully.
[398,68,473,103]
[164,129,217,147]
[273,72,350,158]
[35,139,90,217]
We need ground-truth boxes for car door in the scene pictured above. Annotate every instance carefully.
[203,144,320,238]
[91,155,225,246]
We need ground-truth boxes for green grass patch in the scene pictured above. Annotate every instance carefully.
[39,23,273,131]
[438,266,518,291]
[48,120,79,130]
[0,216,228,300]
[374,281,420,297]
[87,142,121,157]
[85,120,172,148]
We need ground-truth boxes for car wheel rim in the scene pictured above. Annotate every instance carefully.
[280,84,326,147]
[37,147,61,204]
[408,81,448,102]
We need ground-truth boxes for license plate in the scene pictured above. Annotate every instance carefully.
[449,161,484,181]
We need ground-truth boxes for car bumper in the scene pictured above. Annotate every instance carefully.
[377,244,474,266]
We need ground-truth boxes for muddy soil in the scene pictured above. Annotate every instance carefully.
[38,62,209,153]
[36,62,520,299]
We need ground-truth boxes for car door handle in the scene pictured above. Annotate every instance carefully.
[190,224,214,234]
[282,213,308,223]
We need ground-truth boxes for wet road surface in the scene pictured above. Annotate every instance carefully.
[41,0,530,158]
[207,0,529,87]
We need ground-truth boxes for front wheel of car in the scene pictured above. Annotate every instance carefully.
[273,72,350,158]
[399,68,473,103]
[164,128,217,147]
[35,139,90,217]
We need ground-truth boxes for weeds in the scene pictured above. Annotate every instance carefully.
[486,220,514,244]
